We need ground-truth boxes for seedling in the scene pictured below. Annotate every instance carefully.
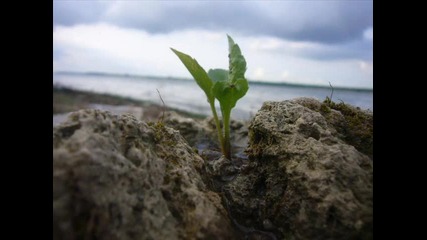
[171,35,248,159]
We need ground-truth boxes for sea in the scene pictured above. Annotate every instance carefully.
[53,72,373,120]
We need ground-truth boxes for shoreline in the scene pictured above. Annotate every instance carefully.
[53,86,207,123]
[55,71,374,92]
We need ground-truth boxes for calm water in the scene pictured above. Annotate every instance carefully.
[53,73,373,120]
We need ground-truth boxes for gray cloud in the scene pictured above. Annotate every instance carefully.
[54,1,372,45]
[300,40,373,61]
[53,0,109,26]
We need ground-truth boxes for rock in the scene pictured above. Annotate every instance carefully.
[53,109,237,240]
[53,98,373,240]
[223,100,373,240]
[162,111,213,149]
[161,111,251,194]
[53,104,144,126]
[293,97,373,159]
[162,111,249,157]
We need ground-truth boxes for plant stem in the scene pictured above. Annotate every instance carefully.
[209,101,225,155]
[222,110,231,160]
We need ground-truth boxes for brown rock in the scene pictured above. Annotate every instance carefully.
[53,109,237,240]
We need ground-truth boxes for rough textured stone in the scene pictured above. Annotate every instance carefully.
[161,111,251,194]
[53,97,373,240]
[53,109,237,240]
[223,100,373,240]
[293,97,373,158]
[162,111,249,158]
[162,111,211,148]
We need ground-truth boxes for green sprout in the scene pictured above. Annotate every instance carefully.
[171,35,248,159]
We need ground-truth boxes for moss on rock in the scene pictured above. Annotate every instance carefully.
[295,97,373,159]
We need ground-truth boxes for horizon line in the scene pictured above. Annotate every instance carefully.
[53,70,373,92]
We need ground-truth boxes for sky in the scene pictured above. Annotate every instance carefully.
[53,0,373,89]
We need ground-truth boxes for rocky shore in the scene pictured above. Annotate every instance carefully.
[53,89,373,240]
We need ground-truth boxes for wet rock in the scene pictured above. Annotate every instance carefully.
[162,111,213,149]
[223,100,373,240]
[161,111,251,193]
[53,109,237,240]
[163,111,249,156]
[203,155,240,191]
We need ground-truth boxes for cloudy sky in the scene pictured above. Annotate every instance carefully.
[53,0,373,89]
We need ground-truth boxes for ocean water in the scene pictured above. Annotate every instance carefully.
[53,73,373,120]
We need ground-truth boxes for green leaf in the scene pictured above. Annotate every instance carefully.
[227,35,235,52]
[212,77,249,114]
[213,36,249,115]
[170,48,214,102]
[208,68,228,82]
[227,35,246,83]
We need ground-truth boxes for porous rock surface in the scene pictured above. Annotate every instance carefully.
[223,99,373,240]
[162,111,249,154]
[53,97,373,240]
[53,109,237,240]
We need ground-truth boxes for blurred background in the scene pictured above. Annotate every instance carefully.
[53,0,373,120]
